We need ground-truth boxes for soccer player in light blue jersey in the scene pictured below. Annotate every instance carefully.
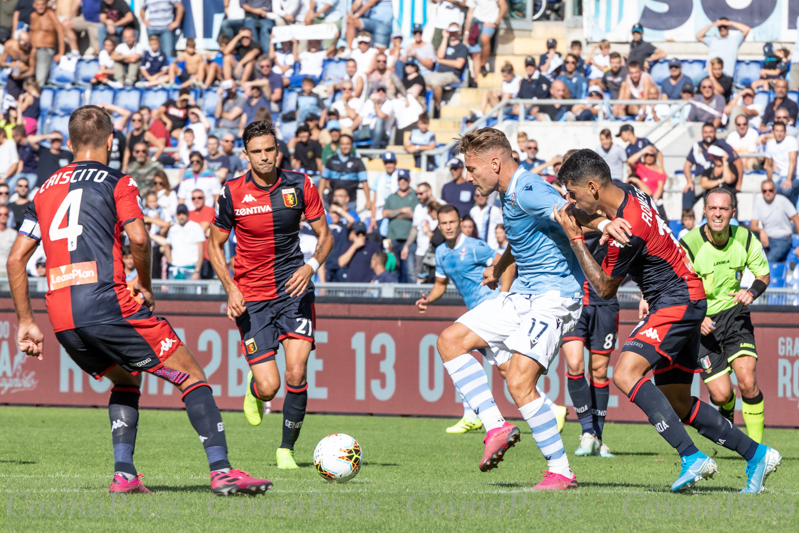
[435,128,622,491]
[416,204,567,435]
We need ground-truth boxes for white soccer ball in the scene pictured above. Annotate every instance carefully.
[313,433,362,483]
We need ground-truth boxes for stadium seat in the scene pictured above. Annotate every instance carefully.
[75,59,99,86]
[681,60,706,86]
[753,90,771,109]
[792,234,799,249]
[282,89,298,113]
[48,62,76,87]
[649,60,670,86]
[54,88,84,115]
[0,69,8,85]
[113,88,141,113]
[40,87,55,115]
[47,114,70,139]
[140,88,168,110]
[280,120,297,141]
[668,220,682,236]
[788,91,798,105]
[206,116,217,130]
[321,59,348,84]
[733,60,762,89]
[769,262,787,288]
[201,89,219,116]
[37,115,47,135]
[89,86,116,106]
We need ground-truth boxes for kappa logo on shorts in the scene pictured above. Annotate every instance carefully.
[700,356,712,371]
[159,337,177,357]
[131,357,152,368]
[282,188,297,207]
[48,261,99,291]
[245,338,257,354]
[242,194,256,203]
[639,328,661,342]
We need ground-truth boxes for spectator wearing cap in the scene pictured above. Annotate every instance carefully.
[751,43,791,92]
[627,23,665,71]
[404,23,436,77]
[165,203,206,280]
[383,169,418,282]
[290,123,323,177]
[349,31,378,76]
[556,53,588,100]
[696,17,750,78]
[470,189,501,249]
[345,0,393,52]
[764,121,799,203]
[699,144,740,203]
[703,57,733,102]
[320,134,369,211]
[481,61,521,116]
[660,58,693,100]
[387,31,404,75]
[321,119,358,164]
[682,122,741,209]
[425,23,469,112]
[686,77,725,128]
[431,0,467,49]
[760,78,799,132]
[338,221,382,282]
[441,157,476,217]
[178,151,221,207]
[516,56,549,116]
[595,128,627,181]
[539,38,563,79]
[371,151,400,235]
[370,250,397,283]
[402,60,427,104]
[464,0,506,78]
[213,80,246,139]
[617,124,663,175]
[404,113,437,171]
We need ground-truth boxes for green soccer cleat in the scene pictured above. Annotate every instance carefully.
[243,371,264,426]
[446,415,484,434]
[553,405,568,434]
[276,448,299,469]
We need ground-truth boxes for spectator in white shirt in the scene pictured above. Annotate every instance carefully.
[726,115,760,170]
[0,130,19,183]
[764,122,799,203]
[111,27,143,86]
[178,151,221,207]
[431,0,466,50]
[177,129,207,167]
[294,37,332,78]
[184,106,210,152]
[165,204,206,280]
[481,61,520,116]
[349,32,378,76]
[402,182,441,281]
[751,180,799,262]
[595,128,627,182]
[464,0,507,78]
[0,205,16,275]
[724,88,765,131]
[329,80,362,130]
[469,189,502,249]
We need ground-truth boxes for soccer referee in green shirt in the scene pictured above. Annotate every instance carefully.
[680,188,770,443]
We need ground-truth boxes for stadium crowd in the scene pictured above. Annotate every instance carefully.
[0,2,797,287]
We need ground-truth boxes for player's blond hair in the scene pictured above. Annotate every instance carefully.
[457,128,513,160]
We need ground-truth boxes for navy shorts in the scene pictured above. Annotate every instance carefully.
[236,291,316,366]
[622,300,706,386]
[56,306,183,379]
[562,302,619,354]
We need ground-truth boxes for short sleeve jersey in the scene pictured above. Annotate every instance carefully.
[602,183,705,309]
[680,225,769,316]
[19,161,144,332]
[435,233,497,310]
[321,153,367,205]
[214,169,325,302]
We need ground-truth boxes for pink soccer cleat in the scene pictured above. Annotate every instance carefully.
[210,469,273,496]
[531,471,579,491]
[479,422,521,472]
[109,473,152,494]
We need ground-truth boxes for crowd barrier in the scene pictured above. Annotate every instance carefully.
[1,296,798,427]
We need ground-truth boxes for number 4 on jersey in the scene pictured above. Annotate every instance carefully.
[50,189,84,251]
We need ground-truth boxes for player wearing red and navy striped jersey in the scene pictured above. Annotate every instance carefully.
[208,121,333,470]
[7,106,272,496]
[556,149,779,494]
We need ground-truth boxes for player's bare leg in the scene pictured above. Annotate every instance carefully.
[506,353,576,490]
[704,370,736,423]
[731,355,764,443]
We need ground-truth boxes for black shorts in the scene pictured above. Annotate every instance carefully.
[622,300,706,386]
[562,302,619,354]
[177,70,192,83]
[698,304,758,383]
[56,306,183,379]
[236,291,316,366]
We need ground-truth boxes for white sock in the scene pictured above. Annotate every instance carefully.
[519,397,572,477]
[462,398,479,420]
[444,354,505,431]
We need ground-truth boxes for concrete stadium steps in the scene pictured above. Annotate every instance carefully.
[457,88,490,105]
[440,104,479,119]
[476,72,506,89]
[429,119,463,133]
[494,55,531,74]
[366,154,416,171]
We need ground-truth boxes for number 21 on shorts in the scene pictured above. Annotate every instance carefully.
[295,318,313,336]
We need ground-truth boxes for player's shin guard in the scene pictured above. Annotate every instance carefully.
[590,380,610,440]
[444,354,505,431]
[628,378,699,457]
[741,392,765,444]
[683,397,759,461]
[280,382,308,450]
[182,382,231,472]
[567,372,594,435]
[520,396,571,477]
[109,386,141,477]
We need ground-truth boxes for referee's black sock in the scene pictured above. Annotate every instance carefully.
[280,382,308,450]
[567,373,594,435]
[628,378,699,457]
[182,382,231,472]
[109,385,141,477]
[683,397,759,461]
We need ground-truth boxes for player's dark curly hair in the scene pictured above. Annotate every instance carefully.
[69,105,114,150]
[558,149,611,187]
[242,121,278,150]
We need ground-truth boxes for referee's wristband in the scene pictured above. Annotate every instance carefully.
[307,258,320,273]
[748,279,767,300]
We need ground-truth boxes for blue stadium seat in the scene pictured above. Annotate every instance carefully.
[792,234,799,249]
[733,60,762,89]
[201,89,219,116]
[681,60,707,86]
[649,60,670,86]
[321,59,348,84]
[40,87,56,115]
[113,88,141,113]
[140,88,168,111]
[0,69,8,85]
[37,115,46,134]
[282,89,298,113]
[206,116,217,130]
[75,59,99,86]
[89,86,116,106]
[668,220,682,236]
[54,88,83,115]
[753,90,772,110]
[48,62,76,87]
[280,120,297,141]
[788,91,798,105]
[47,114,70,139]
[769,263,787,288]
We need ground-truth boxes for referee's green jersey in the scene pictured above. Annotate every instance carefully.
[679,225,770,316]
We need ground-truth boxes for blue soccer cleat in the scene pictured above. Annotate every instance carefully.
[741,445,782,494]
[671,451,718,492]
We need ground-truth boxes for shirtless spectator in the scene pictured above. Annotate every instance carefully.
[0,31,35,98]
[369,52,402,99]
[111,27,143,86]
[63,0,101,57]
[29,0,64,87]
[617,60,653,117]
[223,27,261,82]
[168,38,206,89]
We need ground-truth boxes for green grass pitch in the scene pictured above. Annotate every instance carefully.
[1,406,797,532]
